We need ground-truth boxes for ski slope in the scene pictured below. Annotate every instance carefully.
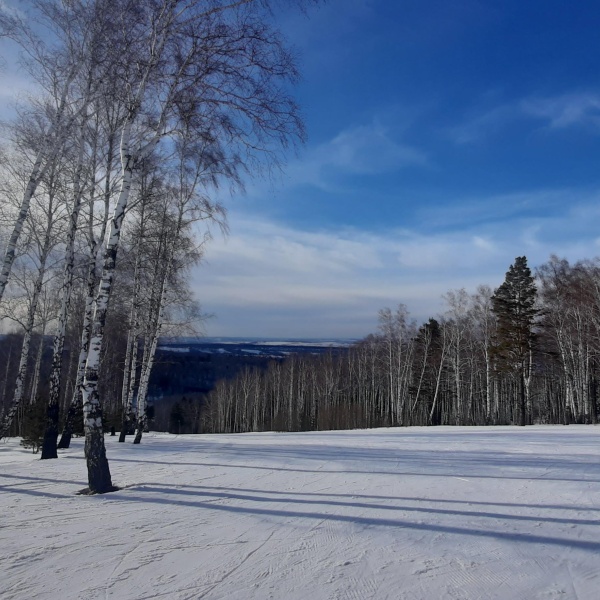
[1,425,599,599]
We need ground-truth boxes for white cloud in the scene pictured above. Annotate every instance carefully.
[473,236,495,252]
[327,124,427,173]
[194,190,600,338]
[521,93,600,130]
[282,122,427,192]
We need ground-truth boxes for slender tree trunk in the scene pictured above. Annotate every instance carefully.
[119,330,136,442]
[58,126,113,450]
[119,197,147,442]
[411,335,430,417]
[1,340,14,409]
[454,345,462,425]
[133,279,168,444]
[29,322,47,405]
[80,119,138,492]
[524,350,533,425]
[42,114,88,460]
[57,257,98,449]
[519,369,526,426]
[0,282,43,438]
[429,340,447,426]
[0,64,80,303]
[484,348,491,423]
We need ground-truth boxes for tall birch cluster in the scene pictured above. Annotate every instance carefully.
[203,256,600,433]
[0,0,312,492]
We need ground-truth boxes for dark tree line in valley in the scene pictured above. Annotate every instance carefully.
[202,256,599,433]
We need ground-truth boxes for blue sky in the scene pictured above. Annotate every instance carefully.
[4,0,600,338]
[197,0,600,338]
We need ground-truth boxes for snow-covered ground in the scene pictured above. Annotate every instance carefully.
[1,426,599,600]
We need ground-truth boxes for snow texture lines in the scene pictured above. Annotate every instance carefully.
[1,426,600,600]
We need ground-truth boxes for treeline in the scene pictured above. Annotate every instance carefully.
[202,256,600,433]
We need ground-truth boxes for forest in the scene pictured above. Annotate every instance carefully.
[5,251,599,448]
[201,256,600,433]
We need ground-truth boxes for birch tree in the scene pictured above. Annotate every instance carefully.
[0,158,66,439]
[131,128,227,444]
[471,285,496,423]
[57,103,120,449]
[41,103,95,459]
[76,0,309,491]
[537,257,600,424]
[3,0,315,488]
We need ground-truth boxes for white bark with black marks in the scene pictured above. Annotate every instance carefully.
[42,110,89,460]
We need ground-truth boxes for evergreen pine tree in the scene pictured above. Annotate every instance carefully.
[169,401,185,434]
[20,397,47,453]
[491,256,537,426]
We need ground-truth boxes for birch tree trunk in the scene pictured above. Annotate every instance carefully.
[0,153,46,303]
[0,109,74,304]
[42,111,89,460]
[118,328,138,442]
[57,255,99,449]
[80,119,136,492]
[29,312,50,406]
[0,43,87,303]
[119,197,148,442]
[429,326,449,426]
[57,122,114,450]
[133,278,169,444]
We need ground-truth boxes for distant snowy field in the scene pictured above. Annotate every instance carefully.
[1,426,599,600]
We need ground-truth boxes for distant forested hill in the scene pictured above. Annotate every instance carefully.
[147,339,351,433]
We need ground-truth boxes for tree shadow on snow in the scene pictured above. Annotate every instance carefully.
[125,484,600,527]
[147,482,600,514]
[0,484,71,499]
[99,484,600,553]
[0,472,83,485]
[100,452,600,485]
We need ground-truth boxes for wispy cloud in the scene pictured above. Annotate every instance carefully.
[282,122,427,192]
[326,124,427,173]
[449,92,600,144]
[521,93,600,130]
[416,188,582,229]
[447,104,516,145]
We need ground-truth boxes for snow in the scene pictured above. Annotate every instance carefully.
[1,425,599,600]
[259,341,354,348]
[157,346,190,353]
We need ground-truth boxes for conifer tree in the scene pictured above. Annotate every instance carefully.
[491,256,537,426]
[20,397,47,454]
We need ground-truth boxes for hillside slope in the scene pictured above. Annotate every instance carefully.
[1,426,599,599]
